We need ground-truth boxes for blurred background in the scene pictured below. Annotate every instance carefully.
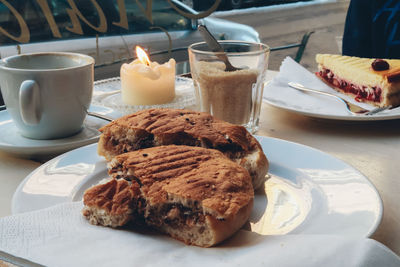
[0,0,350,73]
[0,0,350,104]
[209,0,350,71]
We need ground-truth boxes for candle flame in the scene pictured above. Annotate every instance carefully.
[136,46,151,66]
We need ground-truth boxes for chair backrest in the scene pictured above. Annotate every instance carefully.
[270,31,314,62]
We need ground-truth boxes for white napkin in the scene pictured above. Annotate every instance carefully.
[1,202,399,267]
[263,57,377,116]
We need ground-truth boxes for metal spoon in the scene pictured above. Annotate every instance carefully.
[197,25,241,72]
[0,104,114,122]
[288,82,391,115]
[87,111,113,122]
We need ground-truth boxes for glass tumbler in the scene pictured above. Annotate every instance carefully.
[188,41,269,133]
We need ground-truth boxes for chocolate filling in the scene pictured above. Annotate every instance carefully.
[105,131,245,160]
[108,170,209,230]
[317,68,382,103]
[127,194,208,231]
[105,133,155,155]
[146,203,206,230]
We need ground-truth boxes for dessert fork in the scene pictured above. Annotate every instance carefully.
[288,82,391,115]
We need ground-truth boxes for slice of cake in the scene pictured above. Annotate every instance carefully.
[315,54,400,107]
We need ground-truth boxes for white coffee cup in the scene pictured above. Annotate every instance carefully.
[0,52,94,139]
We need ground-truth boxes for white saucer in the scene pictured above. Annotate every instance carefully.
[92,76,196,114]
[0,105,116,158]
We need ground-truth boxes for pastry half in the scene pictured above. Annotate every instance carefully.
[316,54,400,107]
[97,108,269,190]
[82,178,141,227]
[83,145,254,247]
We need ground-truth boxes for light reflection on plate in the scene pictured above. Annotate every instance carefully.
[12,136,383,237]
[250,175,312,235]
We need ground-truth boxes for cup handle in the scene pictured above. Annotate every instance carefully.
[19,80,41,125]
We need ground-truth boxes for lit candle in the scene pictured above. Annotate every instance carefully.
[120,46,176,105]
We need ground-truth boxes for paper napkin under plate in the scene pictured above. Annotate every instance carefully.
[0,201,399,267]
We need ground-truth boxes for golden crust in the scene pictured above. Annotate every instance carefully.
[98,108,269,190]
[203,198,253,246]
[82,179,140,227]
[109,145,254,219]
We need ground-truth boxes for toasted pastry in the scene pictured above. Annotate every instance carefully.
[83,145,254,247]
[316,54,400,107]
[82,178,141,227]
[97,108,268,190]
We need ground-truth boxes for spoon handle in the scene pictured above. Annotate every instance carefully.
[198,25,224,53]
[0,105,114,122]
[87,111,113,122]
[197,25,236,71]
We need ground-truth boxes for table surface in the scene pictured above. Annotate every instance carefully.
[1,71,399,257]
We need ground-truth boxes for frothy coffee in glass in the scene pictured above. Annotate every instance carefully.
[193,61,259,125]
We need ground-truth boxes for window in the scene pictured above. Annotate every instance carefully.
[0,0,192,46]
[125,0,191,33]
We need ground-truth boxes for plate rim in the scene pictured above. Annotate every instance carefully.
[263,96,400,121]
[255,136,383,237]
[12,136,383,237]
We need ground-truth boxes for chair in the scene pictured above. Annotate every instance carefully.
[270,31,314,62]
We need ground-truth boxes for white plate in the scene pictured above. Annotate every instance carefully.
[12,136,382,237]
[0,105,116,158]
[92,76,196,114]
[263,83,400,121]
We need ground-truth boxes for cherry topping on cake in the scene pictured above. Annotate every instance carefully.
[372,59,389,71]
